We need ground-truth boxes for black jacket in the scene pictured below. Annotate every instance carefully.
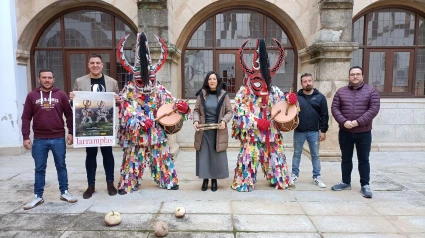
[295,88,329,133]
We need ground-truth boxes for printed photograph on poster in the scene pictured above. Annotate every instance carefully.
[73,91,116,148]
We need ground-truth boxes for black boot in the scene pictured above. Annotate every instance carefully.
[201,179,208,191]
[211,179,217,192]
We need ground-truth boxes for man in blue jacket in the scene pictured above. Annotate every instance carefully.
[290,73,329,188]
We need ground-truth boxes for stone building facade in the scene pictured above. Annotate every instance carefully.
[1,0,425,158]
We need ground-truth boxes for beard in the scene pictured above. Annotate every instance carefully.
[304,86,313,91]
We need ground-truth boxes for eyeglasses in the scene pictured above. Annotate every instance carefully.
[349,73,362,77]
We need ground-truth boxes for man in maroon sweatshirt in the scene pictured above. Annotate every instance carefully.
[21,69,77,210]
[331,66,380,198]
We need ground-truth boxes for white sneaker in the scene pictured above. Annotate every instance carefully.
[23,195,44,210]
[313,177,326,188]
[290,175,298,185]
[60,190,78,203]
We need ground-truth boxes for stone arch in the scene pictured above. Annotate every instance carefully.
[354,0,425,19]
[17,0,137,56]
[175,0,306,51]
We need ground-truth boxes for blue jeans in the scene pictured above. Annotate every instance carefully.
[338,130,372,186]
[32,137,68,197]
[85,146,115,186]
[292,131,321,178]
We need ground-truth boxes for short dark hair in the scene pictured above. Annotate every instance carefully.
[349,66,363,75]
[300,73,312,82]
[38,69,54,77]
[88,53,102,61]
[202,71,224,96]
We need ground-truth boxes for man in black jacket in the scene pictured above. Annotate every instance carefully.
[290,73,329,188]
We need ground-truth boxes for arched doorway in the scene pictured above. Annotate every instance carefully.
[181,9,297,98]
[31,8,137,93]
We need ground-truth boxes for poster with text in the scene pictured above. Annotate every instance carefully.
[73,91,116,148]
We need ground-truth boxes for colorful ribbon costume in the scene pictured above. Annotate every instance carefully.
[116,32,190,193]
[231,38,294,192]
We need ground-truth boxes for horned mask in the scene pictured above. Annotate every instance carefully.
[238,38,285,96]
[117,32,168,93]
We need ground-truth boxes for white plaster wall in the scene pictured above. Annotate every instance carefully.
[0,0,26,148]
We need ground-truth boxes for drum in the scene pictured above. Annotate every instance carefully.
[155,103,183,134]
[270,100,299,132]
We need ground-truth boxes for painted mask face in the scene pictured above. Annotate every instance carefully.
[238,38,285,96]
[117,32,168,94]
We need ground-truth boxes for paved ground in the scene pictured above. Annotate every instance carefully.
[0,148,424,238]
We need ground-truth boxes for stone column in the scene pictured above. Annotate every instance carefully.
[299,0,358,161]
[137,0,182,155]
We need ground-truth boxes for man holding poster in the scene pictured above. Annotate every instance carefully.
[69,53,121,199]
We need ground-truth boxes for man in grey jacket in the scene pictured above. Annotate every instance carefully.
[69,53,121,199]
[331,66,380,198]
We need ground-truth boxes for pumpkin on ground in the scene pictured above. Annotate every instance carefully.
[104,211,121,226]
[154,221,168,237]
[174,207,185,218]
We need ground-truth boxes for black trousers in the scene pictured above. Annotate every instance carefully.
[338,130,372,186]
[85,146,114,186]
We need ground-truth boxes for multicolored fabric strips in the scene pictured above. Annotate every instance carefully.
[231,85,290,192]
[117,82,190,193]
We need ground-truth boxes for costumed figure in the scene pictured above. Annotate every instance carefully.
[81,100,93,124]
[116,32,190,194]
[96,100,108,123]
[231,38,298,192]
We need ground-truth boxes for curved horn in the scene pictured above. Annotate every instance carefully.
[238,38,255,75]
[269,38,285,77]
[117,34,135,74]
[152,35,168,73]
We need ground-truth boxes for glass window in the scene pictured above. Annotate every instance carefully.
[184,9,296,98]
[33,9,136,93]
[352,16,364,44]
[352,7,424,97]
[64,10,113,48]
[367,9,415,46]
[37,19,61,47]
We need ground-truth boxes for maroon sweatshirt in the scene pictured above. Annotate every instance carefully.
[21,87,73,140]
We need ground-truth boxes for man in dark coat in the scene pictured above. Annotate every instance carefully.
[331,66,380,198]
[290,73,329,188]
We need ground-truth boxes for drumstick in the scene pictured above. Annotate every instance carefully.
[270,109,281,121]
[154,98,190,122]
[198,123,221,128]
[198,126,220,131]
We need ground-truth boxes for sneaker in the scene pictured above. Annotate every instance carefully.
[60,190,78,203]
[23,195,44,210]
[290,175,298,185]
[361,185,373,198]
[331,181,351,191]
[313,177,326,188]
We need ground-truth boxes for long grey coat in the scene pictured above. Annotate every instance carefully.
[193,89,233,152]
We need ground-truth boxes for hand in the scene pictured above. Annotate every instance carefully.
[67,134,73,145]
[142,118,153,130]
[219,121,226,130]
[344,121,354,129]
[285,92,298,105]
[69,92,75,101]
[255,118,270,132]
[176,100,189,114]
[319,132,326,141]
[23,139,32,150]
[351,120,359,127]
[193,121,199,131]
[114,94,122,105]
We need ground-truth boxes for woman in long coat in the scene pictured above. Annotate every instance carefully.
[193,71,233,191]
